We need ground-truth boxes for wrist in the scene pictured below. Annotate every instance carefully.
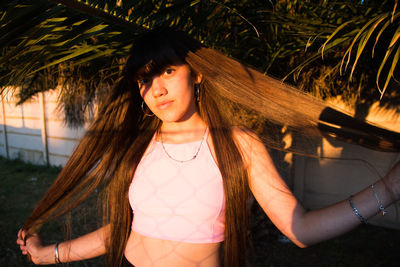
[381,176,398,203]
[381,161,400,201]
[32,244,56,265]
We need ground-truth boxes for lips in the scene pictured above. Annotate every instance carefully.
[156,100,174,110]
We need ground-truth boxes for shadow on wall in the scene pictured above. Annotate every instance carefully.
[0,124,82,167]
[293,106,400,229]
[0,124,45,164]
[1,87,88,167]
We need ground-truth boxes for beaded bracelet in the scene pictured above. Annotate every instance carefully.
[349,195,367,224]
[371,183,387,216]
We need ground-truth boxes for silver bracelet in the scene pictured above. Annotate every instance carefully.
[371,183,387,216]
[54,242,61,264]
[349,195,367,224]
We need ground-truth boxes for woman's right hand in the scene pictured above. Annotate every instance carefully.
[16,229,54,265]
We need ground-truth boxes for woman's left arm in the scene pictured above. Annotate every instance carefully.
[235,129,400,248]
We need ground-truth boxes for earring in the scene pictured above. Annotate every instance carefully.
[141,101,154,117]
[195,84,200,102]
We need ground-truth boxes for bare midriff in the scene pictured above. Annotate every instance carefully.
[124,231,221,267]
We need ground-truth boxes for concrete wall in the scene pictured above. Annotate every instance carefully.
[292,100,400,229]
[0,88,87,166]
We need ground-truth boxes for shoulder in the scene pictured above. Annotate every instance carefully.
[232,126,264,150]
[231,127,283,193]
[231,126,269,167]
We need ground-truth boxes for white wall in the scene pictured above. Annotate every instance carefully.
[0,87,87,166]
[292,100,400,229]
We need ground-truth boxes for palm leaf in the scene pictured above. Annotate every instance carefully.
[1,0,399,111]
[376,24,400,96]
[350,14,388,79]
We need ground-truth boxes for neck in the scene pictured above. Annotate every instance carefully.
[159,112,207,143]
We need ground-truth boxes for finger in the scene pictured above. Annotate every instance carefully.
[17,235,26,245]
[17,229,23,240]
[21,230,27,239]
[19,229,27,241]
[19,231,27,244]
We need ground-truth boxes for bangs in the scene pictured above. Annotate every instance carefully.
[134,47,184,80]
[125,28,202,81]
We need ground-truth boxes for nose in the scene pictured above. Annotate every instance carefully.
[151,76,167,97]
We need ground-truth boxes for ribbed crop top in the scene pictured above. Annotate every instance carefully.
[128,129,225,243]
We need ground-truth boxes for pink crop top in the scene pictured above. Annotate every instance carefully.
[128,129,225,243]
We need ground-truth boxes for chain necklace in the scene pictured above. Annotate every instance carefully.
[159,128,207,163]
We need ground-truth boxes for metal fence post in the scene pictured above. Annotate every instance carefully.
[1,91,9,159]
[39,91,49,166]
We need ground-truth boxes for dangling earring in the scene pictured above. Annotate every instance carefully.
[195,84,200,102]
[141,101,154,117]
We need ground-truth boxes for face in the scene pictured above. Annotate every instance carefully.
[138,64,201,123]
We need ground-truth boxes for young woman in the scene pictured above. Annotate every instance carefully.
[17,28,400,267]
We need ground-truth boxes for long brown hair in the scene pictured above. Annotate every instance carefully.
[22,28,400,267]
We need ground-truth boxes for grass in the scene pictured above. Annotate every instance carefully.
[0,158,60,267]
[1,157,400,266]
[249,205,400,266]
[0,157,103,267]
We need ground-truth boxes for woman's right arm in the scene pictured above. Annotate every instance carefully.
[17,225,109,265]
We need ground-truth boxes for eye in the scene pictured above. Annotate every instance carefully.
[164,68,175,75]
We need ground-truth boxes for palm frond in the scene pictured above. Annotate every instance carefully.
[1,0,399,125]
